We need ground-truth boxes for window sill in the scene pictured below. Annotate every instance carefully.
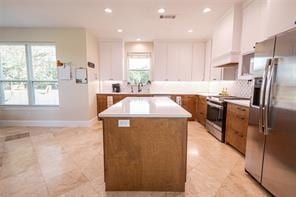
[0,105,60,111]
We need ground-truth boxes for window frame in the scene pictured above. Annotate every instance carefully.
[126,52,152,84]
[0,42,59,107]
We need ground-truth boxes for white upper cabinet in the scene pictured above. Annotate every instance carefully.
[167,43,179,81]
[177,43,192,81]
[264,0,296,38]
[99,41,123,80]
[204,40,212,81]
[192,43,205,81]
[99,42,112,80]
[240,0,296,54]
[239,0,296,79]
[240,0,266,54]
[211,3,242,67]
[153,42,167,81]
[154,41,203,81]
[111,42,123,80]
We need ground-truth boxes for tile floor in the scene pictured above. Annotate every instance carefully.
[0,121,270,197]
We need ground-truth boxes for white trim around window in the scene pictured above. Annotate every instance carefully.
[0,43,59,106]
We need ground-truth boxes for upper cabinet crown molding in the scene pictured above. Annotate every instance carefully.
[211,3,242,67]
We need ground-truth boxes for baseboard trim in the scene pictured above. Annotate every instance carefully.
[0,116,99,127]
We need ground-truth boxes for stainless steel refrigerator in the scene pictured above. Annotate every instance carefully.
[245,28,296,196]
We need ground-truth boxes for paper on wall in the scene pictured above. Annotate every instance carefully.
[58,63,72,80]
[76,68,88,84]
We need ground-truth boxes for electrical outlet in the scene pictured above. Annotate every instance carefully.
[118,120,130,127]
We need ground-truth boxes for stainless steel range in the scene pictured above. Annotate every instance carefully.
[206,96,248,142]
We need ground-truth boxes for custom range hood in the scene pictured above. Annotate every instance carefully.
[211,3,242,68]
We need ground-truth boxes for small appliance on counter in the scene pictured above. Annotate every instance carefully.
[112,83,121,93]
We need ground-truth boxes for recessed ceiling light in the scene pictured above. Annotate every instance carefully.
[117,29,123,33]
[136,38,141,41]
[188,29,193,33]
[104,8,112,13]
[158,8,166,14]
[203,8,211,13]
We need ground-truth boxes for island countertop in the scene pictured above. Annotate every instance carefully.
[99,96,192,118]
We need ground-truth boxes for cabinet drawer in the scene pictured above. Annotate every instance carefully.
[227,113,248,134]
[225,103,250,155]
[226,127,247,154]
[228,104,249,117]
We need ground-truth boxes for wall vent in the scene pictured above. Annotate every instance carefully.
[160,15,176,19]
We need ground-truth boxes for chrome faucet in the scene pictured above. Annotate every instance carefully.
[138,82,143,93]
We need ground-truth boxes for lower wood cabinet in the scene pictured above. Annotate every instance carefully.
[97,95,108,115]
[225,103,250,155]
[179,95,196,121]
[113,95,126,104]
[196,96,207,126]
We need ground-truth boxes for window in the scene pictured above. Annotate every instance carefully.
[127,53,151,84]
[0,44,59,105]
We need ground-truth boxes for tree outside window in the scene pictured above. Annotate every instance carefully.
[127,53,151,85]
[0,44,59,105]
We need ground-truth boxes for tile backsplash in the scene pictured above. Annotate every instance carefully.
[208,80,253,98]
[99,80,253,98]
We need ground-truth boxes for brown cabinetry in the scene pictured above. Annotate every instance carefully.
[180,95,196,121]
[196,96,207,126]
[97,95,108,115]
[113,95,126,104]
[225,103,249,155]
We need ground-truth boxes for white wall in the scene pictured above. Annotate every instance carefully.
[86,31,100,120]
[0,27,98,126]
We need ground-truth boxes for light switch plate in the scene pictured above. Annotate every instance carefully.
[118,120,130,127]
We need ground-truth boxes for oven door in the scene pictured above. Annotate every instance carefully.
[206,101,224,141]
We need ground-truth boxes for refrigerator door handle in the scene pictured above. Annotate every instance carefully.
[259,59,272,133]
[264,58,278,135]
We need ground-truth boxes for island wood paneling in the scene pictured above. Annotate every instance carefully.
[102,118,188,191]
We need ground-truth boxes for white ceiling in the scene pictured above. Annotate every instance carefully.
[0,0,244,41]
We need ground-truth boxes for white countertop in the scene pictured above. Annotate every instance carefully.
[97,91,218,96]
[224,99,250,107]
[99,97,192,118]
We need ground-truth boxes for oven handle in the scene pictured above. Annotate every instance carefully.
[207,101,223,109]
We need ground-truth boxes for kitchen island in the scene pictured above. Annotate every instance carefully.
[99,97,191,192]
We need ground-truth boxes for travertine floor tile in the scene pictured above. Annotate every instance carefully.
[39,153,78,180]
[57,182,99,197]
[0,121,269,197]
[45,169,89,197]
[0,165,47,196]
[0,127,28,138]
